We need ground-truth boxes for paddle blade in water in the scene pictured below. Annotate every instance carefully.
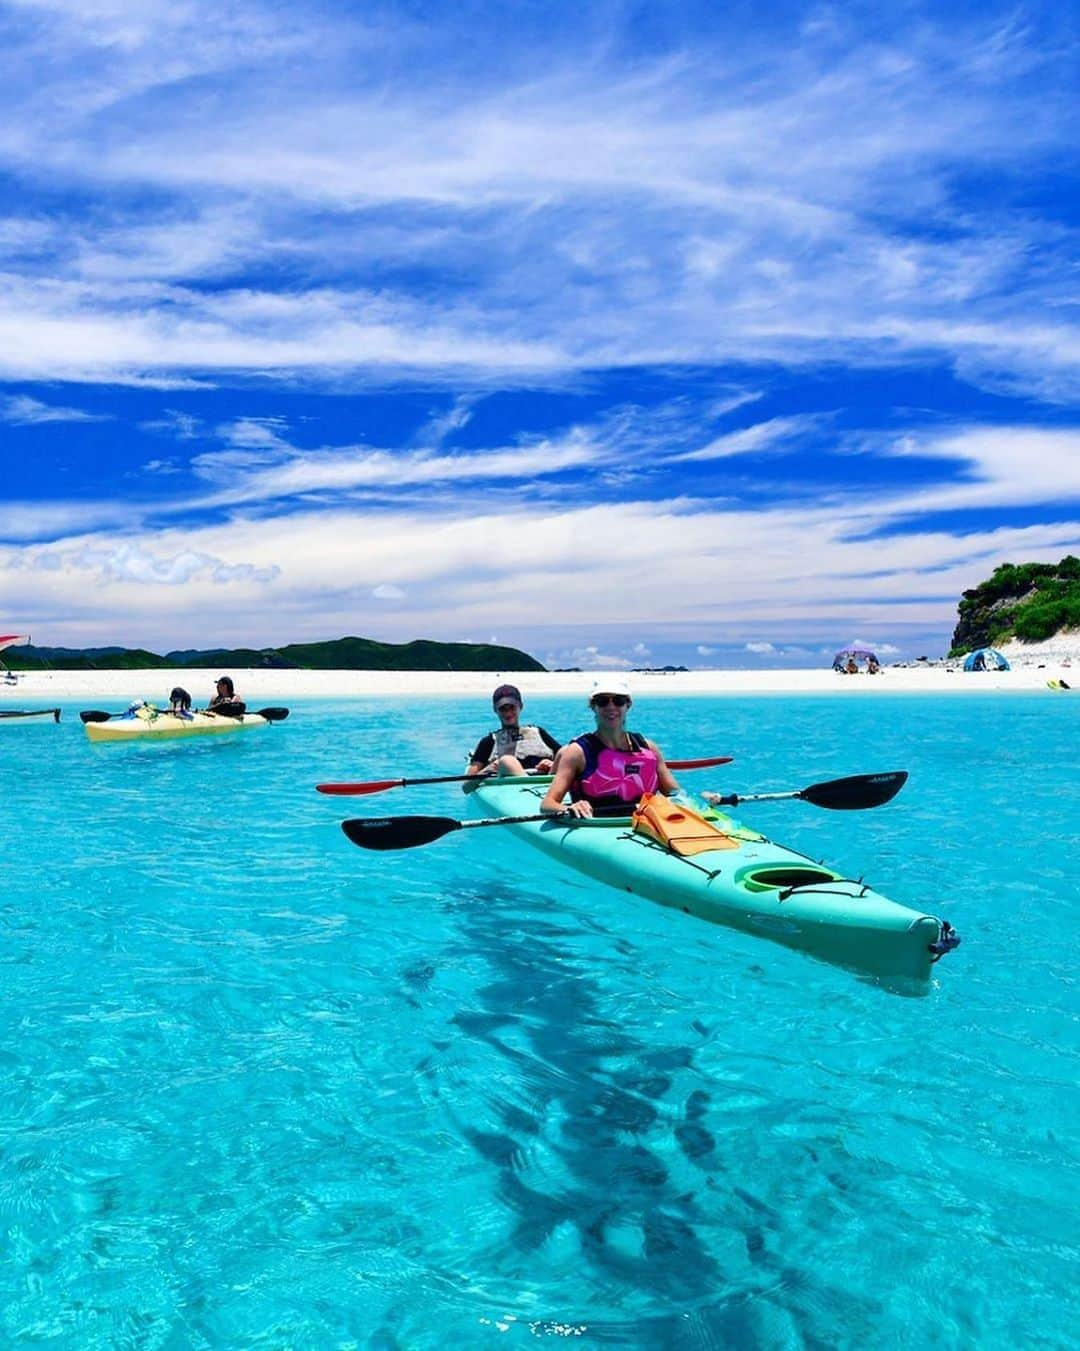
[801,771,908,810]
[255,707,289,722]
[342,815,462,851]
[319,780,401,796]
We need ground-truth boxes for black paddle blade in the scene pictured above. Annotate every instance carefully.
[255,707,289,722]
[79,710,112,724]
[342,815,463,851]
[801,771,908,810]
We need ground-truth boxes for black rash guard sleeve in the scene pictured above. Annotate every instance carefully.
[469,733,495,767]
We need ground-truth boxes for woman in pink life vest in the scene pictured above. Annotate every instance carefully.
[540,678,680,819]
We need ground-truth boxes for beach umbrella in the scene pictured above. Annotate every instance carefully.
[832,647,878,669]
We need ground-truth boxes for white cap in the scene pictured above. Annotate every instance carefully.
[589,676,632,699]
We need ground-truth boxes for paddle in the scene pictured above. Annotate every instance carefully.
[79,706,289,724]
[342,810,569,851]
[206,705,290,722]
[316,754,734,796]
[341,772,908,852]
[0,708,60,722]
[342,771,909,853]
[703,771,908,812]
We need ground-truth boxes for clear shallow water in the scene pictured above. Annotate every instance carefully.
[1,692,1076,1348]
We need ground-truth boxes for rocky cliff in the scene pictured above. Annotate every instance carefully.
[949,555,1080,655]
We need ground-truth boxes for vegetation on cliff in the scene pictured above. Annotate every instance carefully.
[949,556,1080,654]
[4,635,545,672]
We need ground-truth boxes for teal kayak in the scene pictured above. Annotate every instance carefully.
[468,776,959,984]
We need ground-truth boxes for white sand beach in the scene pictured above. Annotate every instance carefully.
[0,633,1075,703]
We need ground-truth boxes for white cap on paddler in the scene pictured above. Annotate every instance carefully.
[589,676,632,700]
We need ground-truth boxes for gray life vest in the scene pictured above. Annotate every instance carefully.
[488,724,553,765]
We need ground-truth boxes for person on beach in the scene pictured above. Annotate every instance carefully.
[540,678,680,819]
[867,655,880,675]
[846,656,859,675]
[465,684,560,783]
[207,675,246,714]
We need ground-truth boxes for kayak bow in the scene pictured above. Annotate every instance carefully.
[0,707,61,725]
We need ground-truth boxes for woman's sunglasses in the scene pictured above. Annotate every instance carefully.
[592,694,629,708]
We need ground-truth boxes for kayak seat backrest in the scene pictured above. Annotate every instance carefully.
[631,793,740,856]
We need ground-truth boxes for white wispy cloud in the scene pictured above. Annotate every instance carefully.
[0,394,110,424]
[18,539,279,586]
[415,396,475,448]
[186,425,605,504]
[845,640,902,656]
[873,426,1080,515]
[139,409,203,439]
[675,415,822,462]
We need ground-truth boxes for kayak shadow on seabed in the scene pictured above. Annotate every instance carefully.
[405,881,884,1345]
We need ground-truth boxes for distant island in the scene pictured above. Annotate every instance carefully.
[4,635,546,673]
[950,555,1079,655]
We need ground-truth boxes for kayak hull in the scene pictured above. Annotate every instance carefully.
[84,710,271,742]
[470,778,955,984]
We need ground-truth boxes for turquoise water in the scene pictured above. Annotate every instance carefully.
[1,692,1076,1348]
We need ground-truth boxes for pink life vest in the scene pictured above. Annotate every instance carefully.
[572,732,660,815]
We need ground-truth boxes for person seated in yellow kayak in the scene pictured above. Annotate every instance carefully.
[465,683,560,784]
[206,675,246,716]
[540,678,681,819]
[168,686,194,719]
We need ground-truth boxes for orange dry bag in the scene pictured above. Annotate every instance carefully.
[631,793,739,857]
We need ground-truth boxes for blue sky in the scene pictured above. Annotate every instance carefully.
[0,0,1077,669]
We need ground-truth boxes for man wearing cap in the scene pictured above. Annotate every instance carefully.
[464,684,561,783]
[207,675,246,714]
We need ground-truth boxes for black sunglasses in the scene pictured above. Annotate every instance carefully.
[593,694,629,708]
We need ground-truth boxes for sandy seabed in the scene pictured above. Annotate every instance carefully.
[1,635,1076,704]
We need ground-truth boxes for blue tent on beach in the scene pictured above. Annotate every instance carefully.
[963,647,1010,672]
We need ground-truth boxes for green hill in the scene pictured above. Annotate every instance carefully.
[949,555,1080,655]
[1,645,166,670]
[4,635,545,672]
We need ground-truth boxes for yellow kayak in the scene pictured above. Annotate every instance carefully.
[81,703,288,742]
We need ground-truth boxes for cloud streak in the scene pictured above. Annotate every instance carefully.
[1,394,110,424]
